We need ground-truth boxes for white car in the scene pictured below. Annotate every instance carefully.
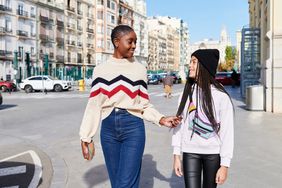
[20,75,72,93]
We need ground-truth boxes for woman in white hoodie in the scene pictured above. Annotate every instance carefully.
[172,49,234,188]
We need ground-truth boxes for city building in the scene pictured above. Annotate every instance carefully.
[247,0,282,112]
[236,30,242,71]
[154,16,189,80]
[0,0,37,81]
[147,17,185,75]
[125,0,148,65]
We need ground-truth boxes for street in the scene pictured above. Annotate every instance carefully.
[1,84,282,188]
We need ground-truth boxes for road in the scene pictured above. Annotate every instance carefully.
[1,84,282,188]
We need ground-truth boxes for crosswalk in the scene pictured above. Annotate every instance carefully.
[3,90,183,99]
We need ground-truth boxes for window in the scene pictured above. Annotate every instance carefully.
[107,0,111,8]
[97,25,104,34]
[31,47,35,55]
[97,11,103,19]
[107,27,112,36]
[97,0,104,5]
[107,13,115,24]
[111,2,115,10]
[97,39,104,48]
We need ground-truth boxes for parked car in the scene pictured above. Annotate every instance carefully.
[215,72,240,85]
[158,73,167,82]
[19,75,72,93]
[148,74,160,85]
[0,92,2,105]
[0,80,17,92]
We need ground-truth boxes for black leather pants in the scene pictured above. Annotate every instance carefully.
[183,153,220,188]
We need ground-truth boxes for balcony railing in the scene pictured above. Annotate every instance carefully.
[87,13,94,19]
[17,30,28,37]
[0,5,12,12]
[57,20,64,28]
[0,26,12,34]
[0,50,13,56]
[40,15,49,22]
[56,37,64,45]
[87,28,94,33]
[67,23,75,29]
[40,34,48,41]
[30,13,36,18]
[67,6,75,13]
[17,9,28,17]
[67,40,76,46]
[56,55,64,62]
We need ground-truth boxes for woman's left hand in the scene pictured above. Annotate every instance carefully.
[215,166,228,185]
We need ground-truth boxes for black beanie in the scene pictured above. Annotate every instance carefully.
[191,49,219,77]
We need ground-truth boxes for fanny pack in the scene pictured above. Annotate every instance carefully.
[188,99,216,139]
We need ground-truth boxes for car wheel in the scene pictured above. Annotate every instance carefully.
[24,85,33,93]
[54,84,63,92]
[0,86,8,92]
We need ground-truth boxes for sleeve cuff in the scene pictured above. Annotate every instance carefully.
[80,137,92,143]
[155,114,165,127]
[173,147,181,155]
[220,157,231,167]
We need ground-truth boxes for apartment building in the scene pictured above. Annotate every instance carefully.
[64,0,95,80]
[36,0,64,78]
[125,0,148,65]
[147,18,181,72]
[150,16,189,80]
[248,0,282,112]
[0,0,36,81]
[95,0,119,65]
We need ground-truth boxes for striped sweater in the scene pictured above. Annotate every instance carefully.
[79,56,164,143]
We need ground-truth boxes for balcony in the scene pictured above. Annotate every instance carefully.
[87,13,94,19]
[67,23,76,30]
[0,26,13,35]
[56,55,64,63]
[67,40,76,46]
[17,9,29,18]
[77,9,83,16]
[0,50,13,60]
[40,34,48,41]
[57,20,64,28]
[67,6,75,13]
[77,42,82,47]
[40,15,53,25]
[0,5,12,13]
[87,28,94,33]
[17,30,28,37]
[56,37,64,46]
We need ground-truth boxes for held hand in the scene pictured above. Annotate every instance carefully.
[173,155,183,177]
[81,141,95,160]
[215,166,228,185]
[159,116,182,128]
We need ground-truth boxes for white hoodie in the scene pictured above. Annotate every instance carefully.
[172,85,234,167]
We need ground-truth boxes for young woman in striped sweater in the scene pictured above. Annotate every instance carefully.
[172,49,234,188]
[79,25,181,188]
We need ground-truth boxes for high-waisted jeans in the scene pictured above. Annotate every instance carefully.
[183,152,220,188]
[101,108,145,188]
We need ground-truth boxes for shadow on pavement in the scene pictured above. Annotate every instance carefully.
[83,154,184,188]
[0,104,17,110]
[83,164,109,188]
[140,154,184,188]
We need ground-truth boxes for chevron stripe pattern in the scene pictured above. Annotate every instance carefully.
[90,75,149,100]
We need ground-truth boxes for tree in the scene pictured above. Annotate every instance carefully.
[220,46,237,72]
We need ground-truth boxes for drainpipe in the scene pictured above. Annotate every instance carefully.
[266,0,273,112]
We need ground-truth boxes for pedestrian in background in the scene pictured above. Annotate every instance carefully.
[231,69,239,88]
[172,49,234,188]
[162,73,174,98]
[79,25,181,188]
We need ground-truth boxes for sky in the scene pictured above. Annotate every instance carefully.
[146,0,249,45]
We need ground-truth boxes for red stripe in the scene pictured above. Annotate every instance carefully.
[90,85,149,100]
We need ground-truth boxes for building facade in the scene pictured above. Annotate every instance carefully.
[0,0,37,81]
[248,0,282,112]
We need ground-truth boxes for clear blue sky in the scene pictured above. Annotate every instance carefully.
[147,0,249,45]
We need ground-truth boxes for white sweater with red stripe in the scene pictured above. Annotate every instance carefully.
[79,56,164,143]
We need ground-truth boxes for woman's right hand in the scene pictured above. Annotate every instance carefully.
[81,141,95,160]
[173,155,183,177]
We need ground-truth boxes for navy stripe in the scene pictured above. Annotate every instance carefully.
[91,75,147,89]
[193,120,214,132]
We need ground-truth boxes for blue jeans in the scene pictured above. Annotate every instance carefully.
[101,108,146,188]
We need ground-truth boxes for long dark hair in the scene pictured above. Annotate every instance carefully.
[176,63,231,133]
